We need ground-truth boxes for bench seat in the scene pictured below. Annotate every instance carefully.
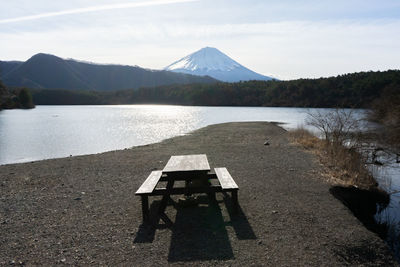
[135,171,163,195]
[214,167,238,190]
[137,168,239,222]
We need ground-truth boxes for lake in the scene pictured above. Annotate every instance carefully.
[0,105,334,165]
[1,104,399,257]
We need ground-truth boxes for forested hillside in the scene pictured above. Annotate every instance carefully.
[0,80,35,110]
[369,82,400,149]
[1,53,217,91]
[31,70,400,108]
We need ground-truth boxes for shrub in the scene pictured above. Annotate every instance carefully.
[369,83,400,151]
[17,88,35,109]
[290,110,376,189]
[306,108,361,147]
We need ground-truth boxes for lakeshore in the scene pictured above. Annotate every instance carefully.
[0,122,397,265]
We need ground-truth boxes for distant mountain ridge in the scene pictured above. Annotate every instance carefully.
[0,61,23,76]
[0,53,217,91]
[165,47,274,82]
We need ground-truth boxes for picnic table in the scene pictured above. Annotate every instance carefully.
[135,154,239,223]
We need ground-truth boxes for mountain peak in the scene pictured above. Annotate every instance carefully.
[165,47,241,73]
[28,53,65,65]
[31,53,60,59]
[200,46,218,51]
[197,47,225,54]
[165,47,274,82]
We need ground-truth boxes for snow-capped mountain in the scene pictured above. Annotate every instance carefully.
[164,47,274,82]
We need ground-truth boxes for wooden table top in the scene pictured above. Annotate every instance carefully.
[162,154,211,173]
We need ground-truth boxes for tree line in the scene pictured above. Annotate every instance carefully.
[369,82,400,150]
[0,80,34,110]
[31,70,400,108]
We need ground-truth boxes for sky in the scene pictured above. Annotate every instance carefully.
[1,0,399,80]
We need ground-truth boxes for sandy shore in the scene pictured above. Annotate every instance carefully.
[0,122,397,266]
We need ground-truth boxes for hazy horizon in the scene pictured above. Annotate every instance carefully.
[1,0,400,80]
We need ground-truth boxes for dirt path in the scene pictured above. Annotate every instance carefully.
[0,122,397,266]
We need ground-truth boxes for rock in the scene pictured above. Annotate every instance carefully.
[264,140,270,145]
[272,210,278,214]
[74,197,81,201]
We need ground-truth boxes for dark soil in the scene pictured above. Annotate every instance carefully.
[330,186,390,240]
[0,122,397,266]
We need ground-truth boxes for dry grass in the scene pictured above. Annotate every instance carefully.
[289,127,321,150]
[289,127,377,189]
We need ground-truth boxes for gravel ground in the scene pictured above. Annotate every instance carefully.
[0,122,397,266]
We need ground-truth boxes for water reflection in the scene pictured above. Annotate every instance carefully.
[0,105,370,166]
[0,105,322,165]
[1,104,399,257]
[373,159,400,260]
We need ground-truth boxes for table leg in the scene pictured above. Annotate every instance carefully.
[185,180,191,197]
[232,190,238,214]
[141,195,149,222]
[158,179,175,217]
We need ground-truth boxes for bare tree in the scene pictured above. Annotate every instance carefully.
[304,108,376,188]
[306,108,361,147]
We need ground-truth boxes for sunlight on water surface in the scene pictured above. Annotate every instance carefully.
[0,105,365,165]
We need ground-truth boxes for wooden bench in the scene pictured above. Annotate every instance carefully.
[135,158,240,223]
[214,167,239,213]
[135,171,163,222]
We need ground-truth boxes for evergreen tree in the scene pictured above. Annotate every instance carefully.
[18,88,35,109]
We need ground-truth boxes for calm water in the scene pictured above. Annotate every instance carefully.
[0,105,325,165]
[1,104,399,256]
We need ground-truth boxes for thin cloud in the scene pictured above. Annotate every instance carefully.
[0,0,198,24]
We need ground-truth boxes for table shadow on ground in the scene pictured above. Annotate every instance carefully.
[134,194,256,262]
